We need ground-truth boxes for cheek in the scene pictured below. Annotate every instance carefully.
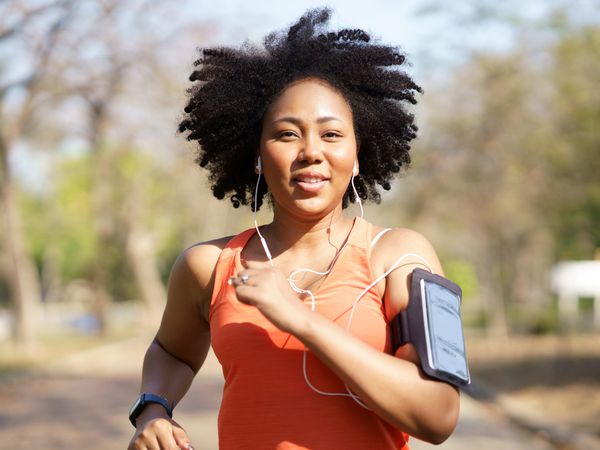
[331,145,358,174]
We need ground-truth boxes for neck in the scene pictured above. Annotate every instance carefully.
[260,205,355,257]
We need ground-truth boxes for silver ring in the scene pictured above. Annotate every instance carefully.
[240,274,249,284]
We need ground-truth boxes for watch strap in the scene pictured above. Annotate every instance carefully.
[129,393,173,427]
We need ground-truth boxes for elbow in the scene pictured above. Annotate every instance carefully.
[416,411,458,445]
[420,400,460,445]
[407,389,460,445]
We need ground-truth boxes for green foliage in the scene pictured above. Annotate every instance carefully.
[442,259,479,302]
[19,156,96,281]
[546,26,600,260]
[17,148,184,301]
[53,157,97,280]
[395,18,600,335]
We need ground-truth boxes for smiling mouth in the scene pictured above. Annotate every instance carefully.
[294,177,326,183]
[292,174,329,193]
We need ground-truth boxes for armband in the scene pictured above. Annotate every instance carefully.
[391,268,471,388]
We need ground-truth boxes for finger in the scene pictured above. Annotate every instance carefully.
[132,433,159,450]
[228,274,254,287]
[149,420,178,450]
[229,268,263,286]
[234,285,257,304]
[172,424,194,450]
[156,430,179,450]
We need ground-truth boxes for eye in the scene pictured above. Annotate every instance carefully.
[322,131,342,140]
[277,130,299,140]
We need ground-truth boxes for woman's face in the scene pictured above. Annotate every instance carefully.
[258,78,358,220]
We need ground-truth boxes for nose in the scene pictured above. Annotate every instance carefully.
[298,135,323,164]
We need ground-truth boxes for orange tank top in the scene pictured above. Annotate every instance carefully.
[209,217,410,450]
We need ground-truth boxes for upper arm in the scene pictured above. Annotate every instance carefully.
[371,228,443,361]
[155,239,228,372]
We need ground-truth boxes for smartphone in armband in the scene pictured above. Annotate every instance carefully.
[391,268,471,388]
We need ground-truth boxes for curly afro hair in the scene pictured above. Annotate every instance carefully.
[178,7,422,211]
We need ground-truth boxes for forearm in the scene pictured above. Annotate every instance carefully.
[296,312,459,444]
[139,339,197,411]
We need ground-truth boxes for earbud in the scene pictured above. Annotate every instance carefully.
[352,160,359,176]
[255,156,262,174]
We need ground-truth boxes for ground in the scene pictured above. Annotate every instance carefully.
[467,332,600,442]
[0,331,598,449]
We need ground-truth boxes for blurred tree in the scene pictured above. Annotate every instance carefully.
[545,24,600,260]
[404,51,549,337]
[0,0,74,350]
[398,9,600,335]
[1,0,224,341]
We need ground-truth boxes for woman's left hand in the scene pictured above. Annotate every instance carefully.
[229,261,310,333]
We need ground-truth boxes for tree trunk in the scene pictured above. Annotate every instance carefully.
[122,174,167,326]
[89,148,115,335]
[126,224,167,327]
[0,147,41,352]
[478,253,509,338]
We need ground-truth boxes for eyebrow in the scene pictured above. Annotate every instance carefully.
[272,116,343,125]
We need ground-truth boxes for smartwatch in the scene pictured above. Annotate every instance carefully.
[129,393,174,427]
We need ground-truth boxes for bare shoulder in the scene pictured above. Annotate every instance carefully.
[373,227,443,275]
[164,235,234,326]
[370,227,443,320]
[171,236,234,291]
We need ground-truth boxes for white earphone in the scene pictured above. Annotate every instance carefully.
[256,156,262,174]
[352,160,359,176]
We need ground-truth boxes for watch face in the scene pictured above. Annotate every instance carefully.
[129,396,143,416]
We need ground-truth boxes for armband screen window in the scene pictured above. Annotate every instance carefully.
[392,268,470,387]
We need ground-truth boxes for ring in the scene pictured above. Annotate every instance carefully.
[240,274,249,284]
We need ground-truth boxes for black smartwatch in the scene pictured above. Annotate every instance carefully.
[129,393,174,427]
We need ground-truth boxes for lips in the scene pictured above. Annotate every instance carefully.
[293,171,327,182]
[292,171,329,193]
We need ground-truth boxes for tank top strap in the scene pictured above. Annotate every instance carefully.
[224,227,256,252]
[209,227,256,318]
[371,227,392,248]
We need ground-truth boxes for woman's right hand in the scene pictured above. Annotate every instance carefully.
[128,413,194,450]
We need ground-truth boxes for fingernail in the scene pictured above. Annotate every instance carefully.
[187,445,195,450]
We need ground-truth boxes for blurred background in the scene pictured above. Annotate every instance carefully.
[1,1,599,449]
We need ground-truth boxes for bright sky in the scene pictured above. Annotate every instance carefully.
[177,0,533,79]
[184,0,421,47]
[7,0,591,191]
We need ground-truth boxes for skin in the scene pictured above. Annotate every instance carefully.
[128,78,460,450]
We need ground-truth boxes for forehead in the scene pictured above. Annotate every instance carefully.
[264,78,353,120]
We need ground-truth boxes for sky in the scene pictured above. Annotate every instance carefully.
[176,0,547,78]
[5,0,597,191]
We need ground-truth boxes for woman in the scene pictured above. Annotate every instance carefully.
[128,8,459,450]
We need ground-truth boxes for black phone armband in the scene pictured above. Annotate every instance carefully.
[391,268,471,388]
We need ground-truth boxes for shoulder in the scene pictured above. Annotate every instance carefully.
[372,227,442,275]
[174,236,233,281]
[369,226,443,320]
[168,235,235,305]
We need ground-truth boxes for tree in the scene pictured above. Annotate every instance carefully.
[0,0,74,350]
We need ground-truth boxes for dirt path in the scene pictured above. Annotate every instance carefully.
[0,334,563,450]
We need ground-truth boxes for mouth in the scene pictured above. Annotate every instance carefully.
[292,172,329,193]
[292,171,328,182]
